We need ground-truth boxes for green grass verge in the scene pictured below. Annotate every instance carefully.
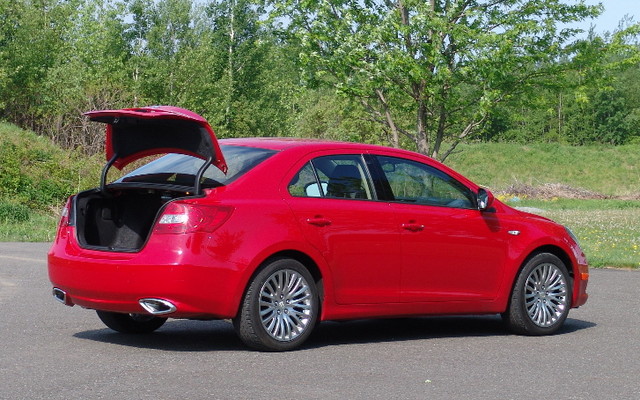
[0,121,101,242]
[507,199,640,268]
[448,142,640,197]
[0,211,59,242]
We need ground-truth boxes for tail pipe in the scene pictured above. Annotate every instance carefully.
[139,298,176,315]
[52,288,73,306]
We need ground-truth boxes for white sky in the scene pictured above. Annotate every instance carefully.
[577,0,638,33]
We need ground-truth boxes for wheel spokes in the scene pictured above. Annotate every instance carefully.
[524,263,568,328]
[259,269,313,341]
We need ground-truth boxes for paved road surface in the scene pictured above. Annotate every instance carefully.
[1,242,638,399]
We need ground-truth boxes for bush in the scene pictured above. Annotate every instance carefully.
[0,201,30,223]
[0,122,102,212]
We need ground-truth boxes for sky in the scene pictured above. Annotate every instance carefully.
[576,0,639,34]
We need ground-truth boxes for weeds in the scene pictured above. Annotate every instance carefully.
[508,199,640,268]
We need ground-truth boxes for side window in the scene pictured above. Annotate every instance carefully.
[376,156,474,208]
[288,162,323,197]
[288,155,374,200]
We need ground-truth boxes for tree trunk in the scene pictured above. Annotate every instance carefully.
[375,89,400,148]
[416,99,429,155]
[226,0,237,129]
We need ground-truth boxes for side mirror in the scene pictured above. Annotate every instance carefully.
[305,182,328,197]
[477,188,494,211]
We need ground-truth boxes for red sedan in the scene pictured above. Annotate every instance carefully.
[48,106,589,351]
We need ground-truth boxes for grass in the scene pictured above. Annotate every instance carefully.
[0,211,59,242]
[0,121,101,243]
[505,199,640,268]
[450,143,640,268]
[448,142,640,197]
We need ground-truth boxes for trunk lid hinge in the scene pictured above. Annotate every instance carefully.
[194,156,213,195]
[100,154,118,194]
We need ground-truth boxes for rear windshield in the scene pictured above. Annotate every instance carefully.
[117,145,276,188]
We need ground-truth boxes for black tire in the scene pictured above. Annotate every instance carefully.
[96,310,167,334]
[233,258,319,351]
[503,253,572,335]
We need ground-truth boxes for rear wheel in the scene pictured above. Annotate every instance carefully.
[96,310,167,334]
[233,258,319,351]
[503,253,572,335]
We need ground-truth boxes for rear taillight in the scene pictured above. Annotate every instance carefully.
[153,202,233,234]
[59,197,72,225]
[56,196,74,240]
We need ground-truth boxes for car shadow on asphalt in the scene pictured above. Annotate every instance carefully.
[74,319,246,352]
[73,315,595,352]
[306,315,596,349]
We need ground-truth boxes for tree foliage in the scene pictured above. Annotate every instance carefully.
[485,21,640,145]
[269,0,604,160]
[0,0,638,159]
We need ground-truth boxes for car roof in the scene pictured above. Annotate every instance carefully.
[220,137,418,155]
[219,137,480,192]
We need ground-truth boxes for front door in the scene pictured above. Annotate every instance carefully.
[374,155,509,302]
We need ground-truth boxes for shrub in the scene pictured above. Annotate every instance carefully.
[0,201,30,223]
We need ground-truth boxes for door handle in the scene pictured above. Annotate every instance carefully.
[306,217,331,227]
[402,222,424,232]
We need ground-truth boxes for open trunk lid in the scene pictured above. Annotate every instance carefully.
[86,106,228,174]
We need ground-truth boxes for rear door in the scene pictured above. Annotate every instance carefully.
[285,153,400,304]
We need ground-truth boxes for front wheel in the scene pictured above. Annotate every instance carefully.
[503,253,572,335]
[96,310,167,334]
[233,258,319,351]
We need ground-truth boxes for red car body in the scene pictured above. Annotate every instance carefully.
[48,106,588,350]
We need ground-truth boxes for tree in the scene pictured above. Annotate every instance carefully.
[125,0,196,105]
[203,0,280,137]
[270,0,600,161]
[0,0,80,128]
[484,21,640,146]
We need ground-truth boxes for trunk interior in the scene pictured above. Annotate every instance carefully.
[74,187,190,251]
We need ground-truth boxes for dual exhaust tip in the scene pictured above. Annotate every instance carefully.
[52,288,176,315]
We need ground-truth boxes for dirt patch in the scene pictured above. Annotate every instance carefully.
[500,182,640,200]
[618,193,640,200]
[501,183,609,200]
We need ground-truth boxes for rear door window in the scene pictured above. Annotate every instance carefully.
[288,155,374,200]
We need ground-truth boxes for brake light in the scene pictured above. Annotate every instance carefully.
[60,199,70,224]
[56,196,74,240]
[153,202,233,234]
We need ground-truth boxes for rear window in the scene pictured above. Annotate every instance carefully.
[118,145,276,188]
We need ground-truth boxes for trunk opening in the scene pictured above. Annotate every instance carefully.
[75,187,192,251]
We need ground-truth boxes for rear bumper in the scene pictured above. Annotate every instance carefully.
[48,232,244,319]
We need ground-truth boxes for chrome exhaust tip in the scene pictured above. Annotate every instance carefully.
[52,287,72,306]
[139,298,176,315]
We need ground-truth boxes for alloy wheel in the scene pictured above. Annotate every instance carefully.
[259,269,313,341]
[524,263,569,327]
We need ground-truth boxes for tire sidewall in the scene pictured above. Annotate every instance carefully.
[507,253,573,335]
[96,310,167,333]
[237,258,319,351]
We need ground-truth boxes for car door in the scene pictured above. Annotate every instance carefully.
[373,155,509,303]
[285,153,400,305]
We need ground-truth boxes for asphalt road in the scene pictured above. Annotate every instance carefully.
[1,242,639,400]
